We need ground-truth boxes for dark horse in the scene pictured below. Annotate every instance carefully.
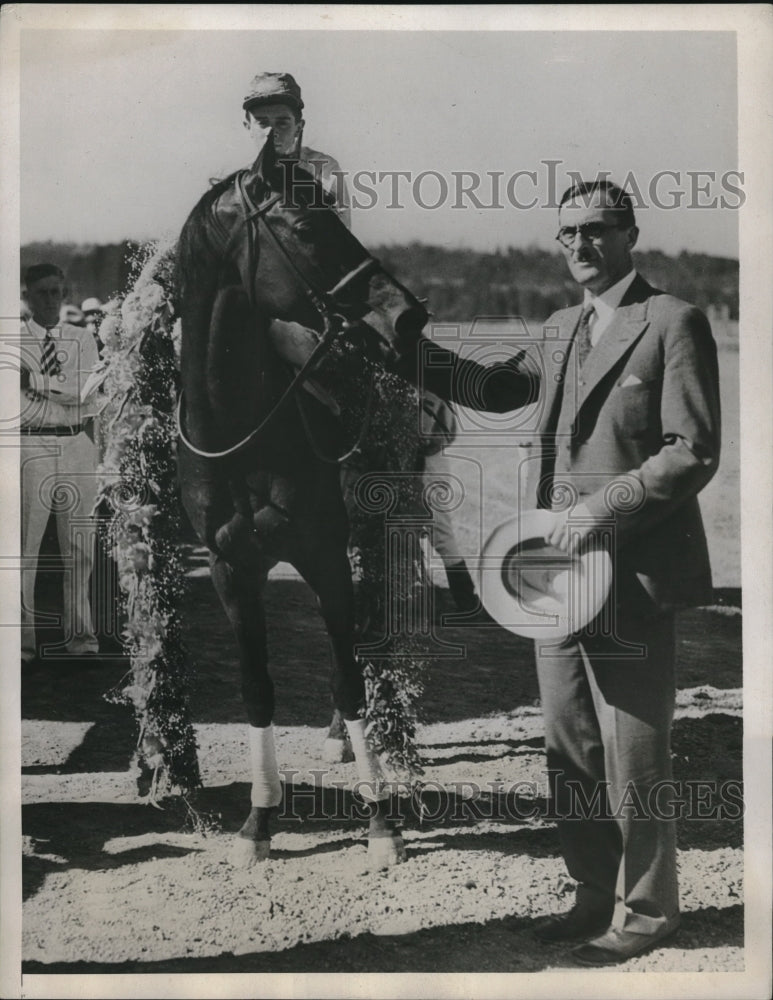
[175,139,535,868]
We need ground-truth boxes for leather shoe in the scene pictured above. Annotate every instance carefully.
[571,922,680,966]
[533,905,613,943]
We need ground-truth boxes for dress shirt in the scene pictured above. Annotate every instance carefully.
[583,269,637,345]
[21,317,100,429]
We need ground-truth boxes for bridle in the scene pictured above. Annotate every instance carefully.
[176,168,381,463]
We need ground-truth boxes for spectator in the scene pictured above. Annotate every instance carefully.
[81,297,105,353]
[20,263,102,663]
[60,303,85,327]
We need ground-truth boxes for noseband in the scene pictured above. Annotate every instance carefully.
[177,170,380,463]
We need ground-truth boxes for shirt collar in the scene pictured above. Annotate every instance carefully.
[583,269,637,323]
[27,316,61,336]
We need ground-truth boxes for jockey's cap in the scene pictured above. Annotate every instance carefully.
[243,72,304,114]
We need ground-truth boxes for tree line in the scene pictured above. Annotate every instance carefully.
[21,239,738,323]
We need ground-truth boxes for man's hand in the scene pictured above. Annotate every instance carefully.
[483,351,541,412]
[544,503,595,553]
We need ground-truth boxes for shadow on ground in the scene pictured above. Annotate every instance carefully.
[24,546,742,729]
[22,700,743,904]
[22,903,743,975]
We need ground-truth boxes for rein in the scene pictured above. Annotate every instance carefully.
[177,170,379,464]
[176,315,341,461]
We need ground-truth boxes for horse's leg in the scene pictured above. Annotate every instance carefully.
[295,547,406,869]
[322,539,359,763]
[209,552,280,867]
[343,718,407,869]
[323,707,355,763]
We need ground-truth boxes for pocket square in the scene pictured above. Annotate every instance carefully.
[620,374,643,387]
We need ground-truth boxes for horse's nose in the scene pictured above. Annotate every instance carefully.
[394,303,429,340]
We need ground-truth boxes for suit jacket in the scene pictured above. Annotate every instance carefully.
[524,274,721,611]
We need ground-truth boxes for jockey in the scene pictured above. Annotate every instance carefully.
[242,71,351,227]
[241,72,354,549]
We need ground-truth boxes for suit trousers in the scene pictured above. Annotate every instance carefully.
[21,432,99,660]
[535,604,680,936]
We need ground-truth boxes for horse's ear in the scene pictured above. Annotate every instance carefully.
[254,134,278,189]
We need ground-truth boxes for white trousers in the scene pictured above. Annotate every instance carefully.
[21,432,99,660]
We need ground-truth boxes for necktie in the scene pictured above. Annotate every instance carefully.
[574,303,596,369]
[40,329,61,376]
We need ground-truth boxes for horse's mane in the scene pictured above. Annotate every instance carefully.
[201,170,244,210]
[174,156,335,308]
[174,170,254,304]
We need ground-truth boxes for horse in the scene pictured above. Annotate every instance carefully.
[174,138,536,869]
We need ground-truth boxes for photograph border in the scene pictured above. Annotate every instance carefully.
[1,5,771,999]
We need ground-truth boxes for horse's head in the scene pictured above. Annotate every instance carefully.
[177,140,533,452]
[238,140,429,366]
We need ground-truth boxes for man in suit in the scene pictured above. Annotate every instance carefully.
[525,180,721,964]
[20,263,102,663]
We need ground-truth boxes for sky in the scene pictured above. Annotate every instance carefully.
[16,17,740,257]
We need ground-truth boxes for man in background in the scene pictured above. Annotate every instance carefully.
[60,303,85,328]
[20,263,102,663]
[81,297,106,354]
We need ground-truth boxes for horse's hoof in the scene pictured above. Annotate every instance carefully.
[366,831,406,870]
[323,738,355,764]
[230,836,270,868]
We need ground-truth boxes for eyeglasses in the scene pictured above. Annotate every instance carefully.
[555,223,626,248]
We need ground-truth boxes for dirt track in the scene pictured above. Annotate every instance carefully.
[21,546,743,975]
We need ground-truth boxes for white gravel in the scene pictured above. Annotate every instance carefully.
[21,689,744,973]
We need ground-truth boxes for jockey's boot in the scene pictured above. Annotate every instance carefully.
[444,559,493,622]
[248,473,294,556]
[214,512,264,567]
[252,503,291,545]
[445,559,479,613]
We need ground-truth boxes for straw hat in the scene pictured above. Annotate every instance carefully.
[479,509,612,640]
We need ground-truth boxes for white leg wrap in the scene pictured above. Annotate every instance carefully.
[248,725,283,808]
[345,718,388,802]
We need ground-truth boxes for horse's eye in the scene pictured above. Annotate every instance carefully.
[292,219,314,240]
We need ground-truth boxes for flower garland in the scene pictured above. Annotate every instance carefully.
[98,241,430,802]
[97,240,200,802]
[313,344,430,778]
